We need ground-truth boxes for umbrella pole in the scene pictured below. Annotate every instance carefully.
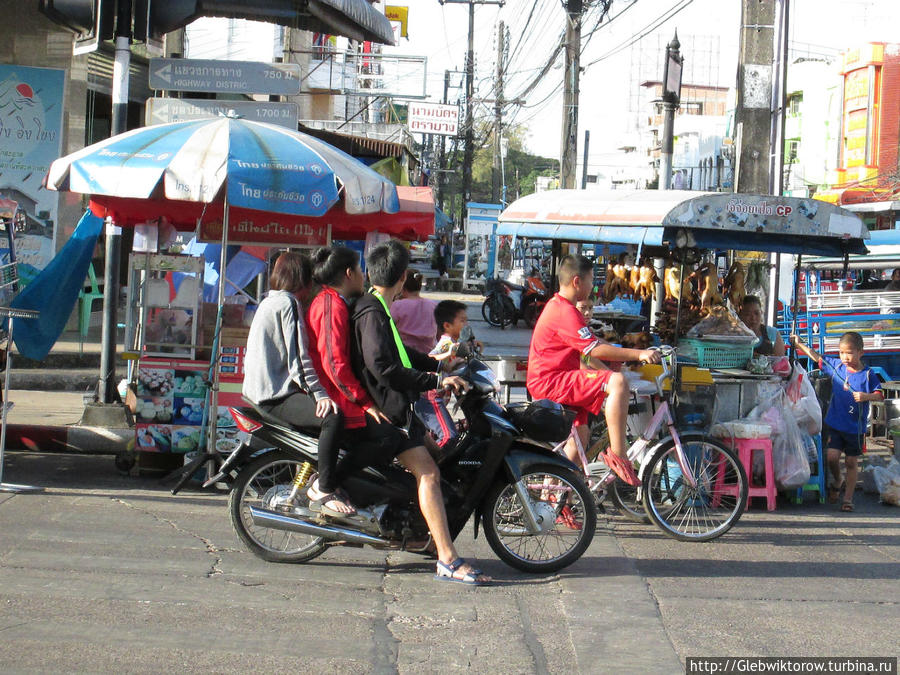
[170,199,228,494]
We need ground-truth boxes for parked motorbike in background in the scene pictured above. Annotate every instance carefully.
[481,269,548,329]
[207,357,595,574]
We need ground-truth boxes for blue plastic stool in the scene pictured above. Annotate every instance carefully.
[794,434,826,504]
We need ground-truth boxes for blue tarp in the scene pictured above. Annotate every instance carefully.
[10,211,104,361]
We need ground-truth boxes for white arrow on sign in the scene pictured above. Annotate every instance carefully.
[153,63,172,86]
[149,99,169,123]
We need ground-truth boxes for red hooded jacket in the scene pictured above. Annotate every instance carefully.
[306,286,373,428]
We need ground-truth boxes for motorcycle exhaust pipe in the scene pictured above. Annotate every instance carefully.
[249,506,390,547]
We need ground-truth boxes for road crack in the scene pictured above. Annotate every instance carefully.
[111,497,226,578]
[372,554,399,674]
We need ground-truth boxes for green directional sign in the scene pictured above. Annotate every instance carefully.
[149,58,302,95]
[145,98,299,130]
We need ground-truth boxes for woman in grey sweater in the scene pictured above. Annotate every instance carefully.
[242,252,354,517]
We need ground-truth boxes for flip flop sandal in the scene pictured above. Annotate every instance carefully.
[841,501,854,512]
[307,488,357,518]
[434,558,491,586]
[600,448,641,487]
[827,480,844,504]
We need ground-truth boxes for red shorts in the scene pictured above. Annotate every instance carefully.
[529,369,613,426]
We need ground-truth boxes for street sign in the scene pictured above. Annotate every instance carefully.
[408,102,459,136]
[145,98,299,130]
[149,58,302,95]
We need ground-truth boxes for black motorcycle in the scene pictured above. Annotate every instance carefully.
[207,359,595,574]
[481,271,548,329]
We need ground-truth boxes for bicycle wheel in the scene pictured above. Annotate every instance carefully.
[229,451,327,563]
[482,465,596,573]
[641,434,747,542]
[607,480,651,524]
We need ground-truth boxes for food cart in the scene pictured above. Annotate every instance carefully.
[122,185,435,473]
[496,189,870,423]
[44,117,434,478]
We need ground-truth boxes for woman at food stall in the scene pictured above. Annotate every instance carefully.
[242,252,352,518]
[739,295,786,357]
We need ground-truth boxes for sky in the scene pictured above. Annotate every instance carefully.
[380,0,900,161]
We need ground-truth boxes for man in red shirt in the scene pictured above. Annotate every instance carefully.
[527,255,660,485]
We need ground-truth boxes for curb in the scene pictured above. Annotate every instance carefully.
[6,424,132,455]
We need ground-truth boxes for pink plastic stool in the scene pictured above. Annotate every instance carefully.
[716,437,777,511]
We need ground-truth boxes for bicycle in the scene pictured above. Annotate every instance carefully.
[548,346,749,542]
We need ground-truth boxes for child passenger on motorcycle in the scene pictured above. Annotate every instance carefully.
[241,252,344,512]
[351,240,491,586]
[527,255,661,486]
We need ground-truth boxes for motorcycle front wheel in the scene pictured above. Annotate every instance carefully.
[482,465,596,573]
[229,451,327,563]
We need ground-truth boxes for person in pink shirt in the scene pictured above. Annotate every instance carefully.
[391,272,438,353]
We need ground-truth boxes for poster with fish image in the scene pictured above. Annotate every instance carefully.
[0,64,65,282]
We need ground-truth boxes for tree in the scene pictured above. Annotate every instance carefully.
[468,122,558,203]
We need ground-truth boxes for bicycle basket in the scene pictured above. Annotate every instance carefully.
[679,337,756,369]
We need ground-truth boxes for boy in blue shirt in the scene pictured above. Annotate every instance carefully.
[792,331,882,511]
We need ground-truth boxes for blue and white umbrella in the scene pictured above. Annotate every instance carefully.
[45,115,400,220]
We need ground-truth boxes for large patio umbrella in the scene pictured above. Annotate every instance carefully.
[44,116,402,486]
[45,114,401,311]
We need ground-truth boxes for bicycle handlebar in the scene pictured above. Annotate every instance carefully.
[652,346,677,397]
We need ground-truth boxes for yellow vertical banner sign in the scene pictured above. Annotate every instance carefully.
[385,6,408,38]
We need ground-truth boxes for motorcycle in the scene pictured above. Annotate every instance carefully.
[206,355,596,574]
[480,270,548,329]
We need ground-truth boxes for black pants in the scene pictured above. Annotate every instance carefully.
[332,416,412,483]
[260,392,344,493]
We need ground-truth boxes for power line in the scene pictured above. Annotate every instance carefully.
[583,0,696,69]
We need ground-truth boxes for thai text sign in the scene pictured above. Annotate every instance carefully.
[149,58,301,95]
[146,98,299,130]
[408,102,459,136]
[200,218,330,248]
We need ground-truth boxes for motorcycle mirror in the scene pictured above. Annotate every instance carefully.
[460,325,475,343]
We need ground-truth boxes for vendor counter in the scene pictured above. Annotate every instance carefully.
[710,371,782,423]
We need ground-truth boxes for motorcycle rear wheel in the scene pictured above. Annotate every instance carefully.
[481,295,507,327]
[482,465,596,573]
[229,451,327,563]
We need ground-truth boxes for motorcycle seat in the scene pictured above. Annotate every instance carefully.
[240,398,322,436]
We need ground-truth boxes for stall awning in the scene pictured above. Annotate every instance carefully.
[309,0,395,44]
[497,222,663,247]
[497,189,870,256]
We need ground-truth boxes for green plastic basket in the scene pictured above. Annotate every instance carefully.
[680,337,756,369]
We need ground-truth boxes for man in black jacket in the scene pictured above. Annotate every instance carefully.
[352,240,490,586]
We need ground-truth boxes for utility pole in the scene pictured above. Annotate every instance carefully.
[492,21,505,203]
[96,0,132,412]
[735,0,780,324]
[581,129,590,189]
[440,0,504,207]
[735,0,776,194]
[437,69,450,211]
[560,0,583,189]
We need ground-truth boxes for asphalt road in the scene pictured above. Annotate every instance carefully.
[1,452,897,674]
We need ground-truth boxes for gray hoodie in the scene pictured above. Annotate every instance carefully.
[242,290,328,404]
